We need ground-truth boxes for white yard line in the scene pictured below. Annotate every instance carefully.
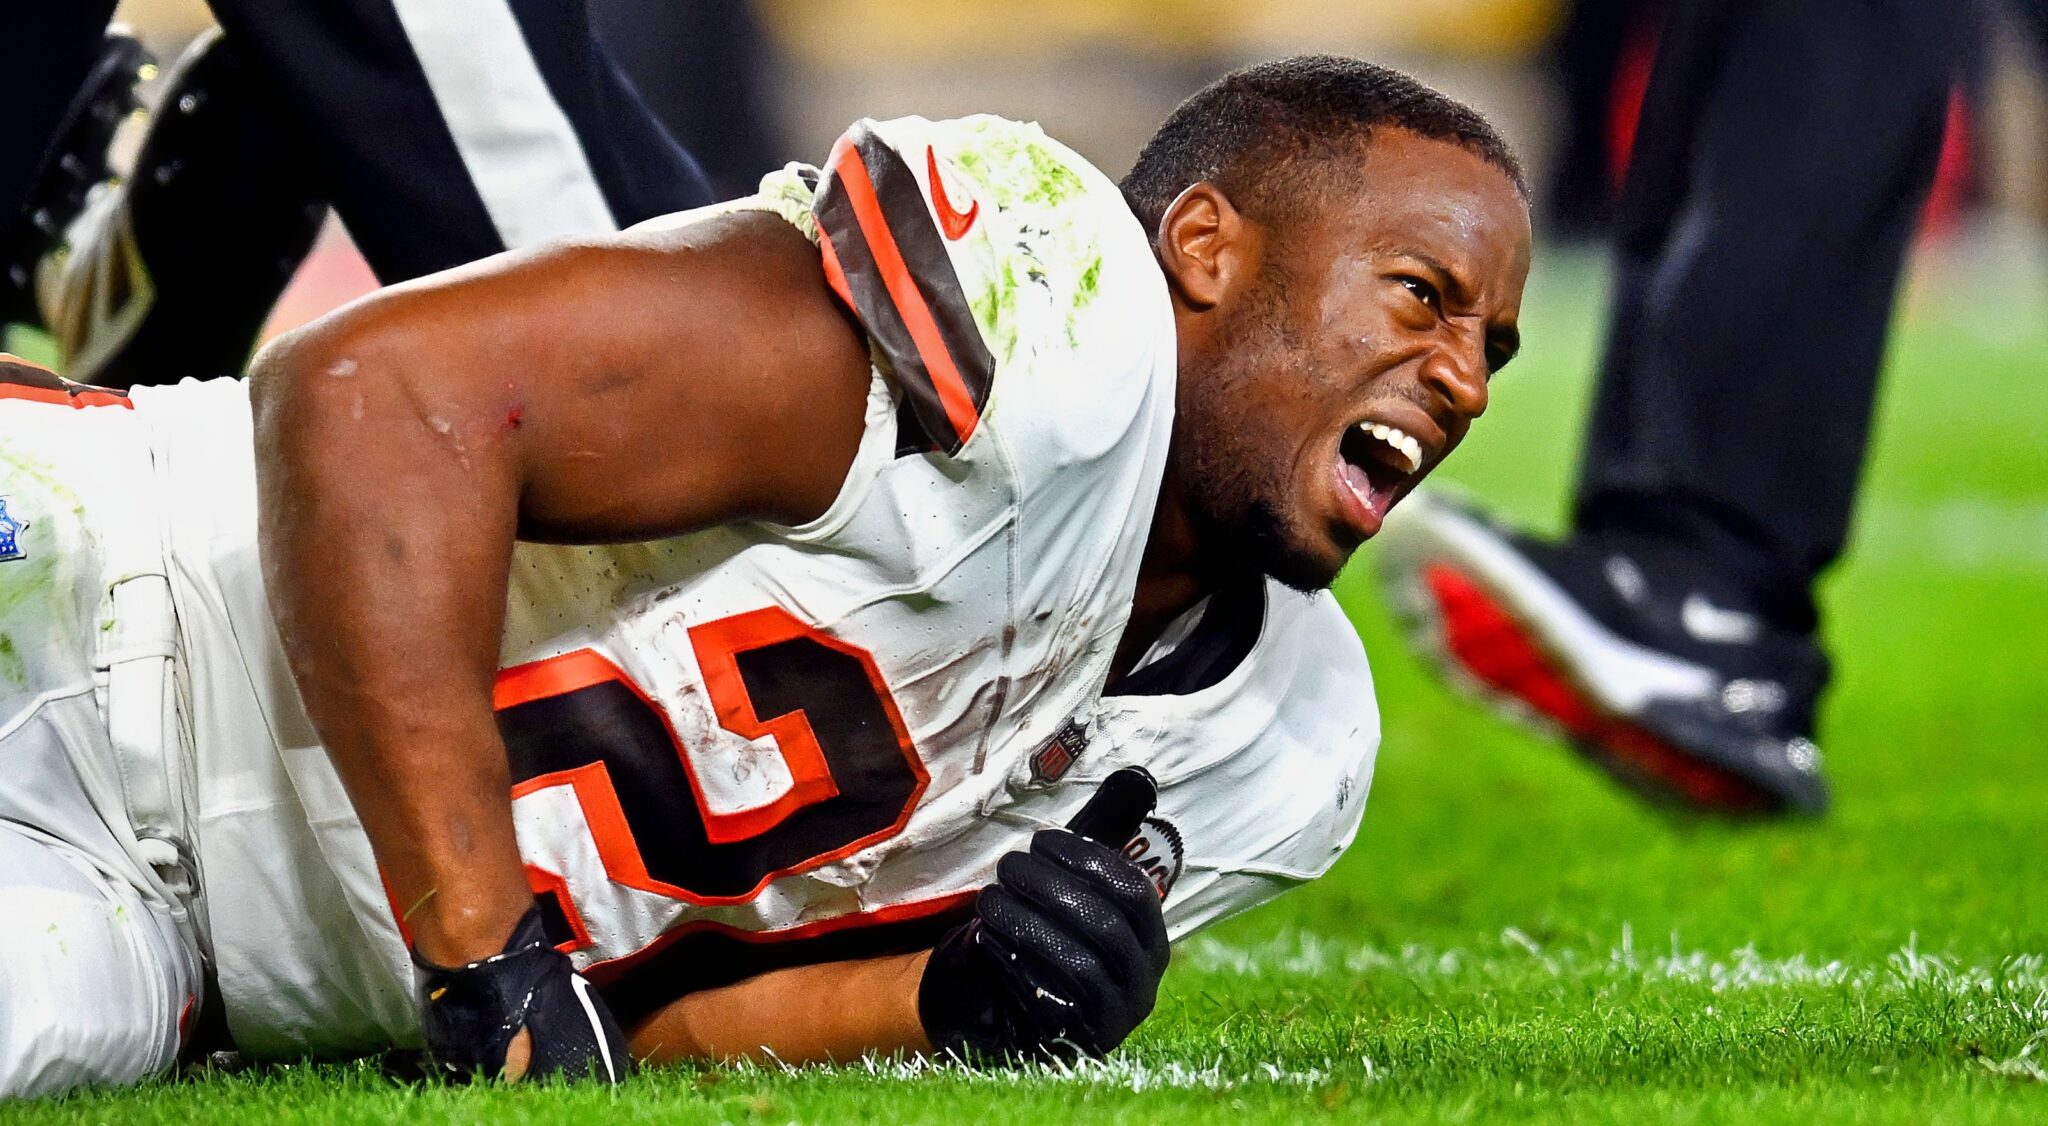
[731,1051,1361,1092]
[1980,1031,2048,1084]
[1182,928,2048,999]
[720,930,2044,1092]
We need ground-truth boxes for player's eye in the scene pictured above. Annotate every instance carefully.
[1397,275,1442,315]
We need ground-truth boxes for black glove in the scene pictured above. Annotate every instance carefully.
[412,905,632,1083]
[920,769,1171,1062]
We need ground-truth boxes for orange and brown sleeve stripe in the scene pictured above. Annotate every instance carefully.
[812,124,994,456]
[0,353,131,409]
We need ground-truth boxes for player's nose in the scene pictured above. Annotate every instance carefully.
[1420,332,1489,421]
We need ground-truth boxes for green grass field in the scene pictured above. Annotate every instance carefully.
[15,248,2048,1123]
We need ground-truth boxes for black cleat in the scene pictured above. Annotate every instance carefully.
[39,27,327,388]
[1,31,153,327]
[1375,491,1831,817]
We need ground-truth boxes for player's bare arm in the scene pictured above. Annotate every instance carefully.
[596,812,1170,1069]
[251,211,871,970]
[624,768,1169,1065]
[628,951,933,1064]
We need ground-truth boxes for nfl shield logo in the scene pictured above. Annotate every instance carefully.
[1029,718,1090,785]
[0,498,26,563]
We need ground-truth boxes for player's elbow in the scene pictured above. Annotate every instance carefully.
[250,296,494,476]
[248,311,390,466]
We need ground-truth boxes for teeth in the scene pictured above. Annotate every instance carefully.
[1359,422,1423,474]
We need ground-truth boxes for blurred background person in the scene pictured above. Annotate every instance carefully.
[1539,0,1663,241]
[1377,0,1968,817]
[592,0,785,199]
[1,0,717,387]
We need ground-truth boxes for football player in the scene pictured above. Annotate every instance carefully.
[0,55,1529,1095]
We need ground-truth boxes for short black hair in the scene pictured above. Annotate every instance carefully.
[1120,55,1526,235]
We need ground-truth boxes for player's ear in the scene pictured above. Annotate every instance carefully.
[1155,182,1260,313]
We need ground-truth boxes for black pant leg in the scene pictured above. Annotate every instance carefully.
[204,0,714,284]
[593,0,784,200]
[2012,0,2048,60]
[1572,0,1956,634]
[1543,0,1666,238]
[492,0,719,225]
[0,1,120,221]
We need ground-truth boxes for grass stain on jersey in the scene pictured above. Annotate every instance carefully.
[951,126,1086,211]
[757,171,822,243]
[949,122,1105,349]
[973,261,1026,362]
[1072,255,1106,345]
[965,236,1107,360]
[1077,257,1102,305]
[0,450,83,664]
[0,553,56,625]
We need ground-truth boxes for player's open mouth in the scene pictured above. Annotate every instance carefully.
[1336,420,1427,534]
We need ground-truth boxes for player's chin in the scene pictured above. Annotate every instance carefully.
[1266,525,1356,593]
[1238,499,1351,592]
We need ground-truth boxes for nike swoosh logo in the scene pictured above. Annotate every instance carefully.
[568,973,618,1081]
[926,146,979,240]
[1681,593,1761,645]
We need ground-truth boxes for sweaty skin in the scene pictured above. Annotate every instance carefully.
[1125,130,1530,668]
[254,129,1530,1066]
[630,950,934,1063]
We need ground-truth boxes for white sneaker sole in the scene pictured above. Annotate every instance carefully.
[1375,491,1718,721]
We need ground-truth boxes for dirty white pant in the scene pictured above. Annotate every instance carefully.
[0,818,196,1098]
[0,690,201,1100]
[0,373,203,1099]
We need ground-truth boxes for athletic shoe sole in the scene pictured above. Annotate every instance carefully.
[1375,491,1787,814]
[50,27,325,387]
[2,32,152,320]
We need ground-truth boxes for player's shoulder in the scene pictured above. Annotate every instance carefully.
[834,113,1130,263]
[811,114,1173,463]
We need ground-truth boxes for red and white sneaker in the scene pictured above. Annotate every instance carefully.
[1,31,152,328]
[34,27,325,388]
[1375,491,1830,817]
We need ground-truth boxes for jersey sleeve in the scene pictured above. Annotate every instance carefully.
[637,113,1170,473]
[808,115,1170,461]
[810,118,995,455]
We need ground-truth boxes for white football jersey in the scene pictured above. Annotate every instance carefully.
[123,115,1380,1053]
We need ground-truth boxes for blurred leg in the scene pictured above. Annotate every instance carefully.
[593,0,785,199]
[1573,0,1958,634]
[204,0,715,283]
[47,30,326,388]
[0,1,119,222]
[1379,0,1961,815]
[2011,0,2048,56]
[2,11,146,329]
[1543,0,1664,238]
[38,0,728,383]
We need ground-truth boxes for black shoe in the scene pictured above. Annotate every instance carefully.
[0,32,152,327]
[1375,491,1831,817]
[40,27,327,389]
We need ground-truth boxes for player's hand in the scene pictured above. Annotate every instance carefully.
[919,827,1171,1062]
[412,905,631,1083]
